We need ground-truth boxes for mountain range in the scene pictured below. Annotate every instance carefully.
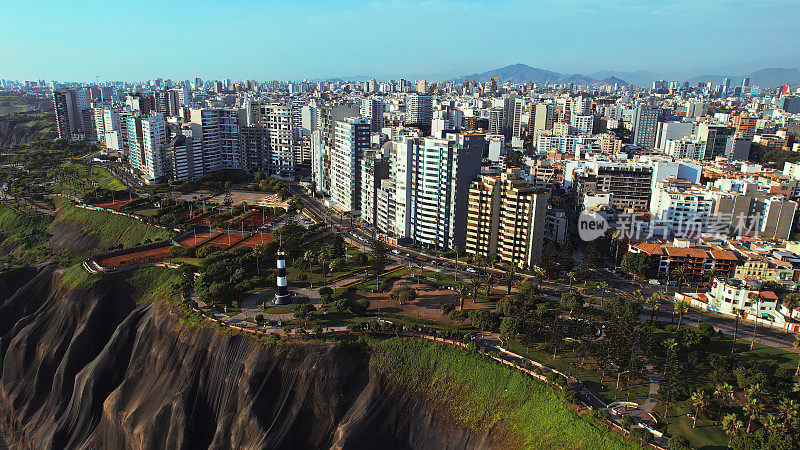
[324,62,800,88]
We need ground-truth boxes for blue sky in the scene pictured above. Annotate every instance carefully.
[1,0,799,81]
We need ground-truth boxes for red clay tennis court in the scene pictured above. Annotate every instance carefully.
[230,231,274,249]
[176,230,219,248]
[98,243,174,268]
[92,198,134,210]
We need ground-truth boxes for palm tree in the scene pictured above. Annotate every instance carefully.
[744,397,762,433]
[783,293,800,319]
[794,335,800,376]
[778,398,798,429]
[503,263,518,295]
[731,307,745,355]
[566,270,578,286]
[533,265,546,288]
[690,390,709,428]
[457,282,470,311]
[722,413,743,448]
[663,338,679,422]
[647,291,663,322]
[749,292,761,350]
[317,252,328,281]
[714,383,734,423]
[597,281,611,306]
[484,274,494,297]
[675,300,690,330]
[470,277,483,301]
[671,266,687,292]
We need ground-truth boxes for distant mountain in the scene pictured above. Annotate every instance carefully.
[683,68,800,88]
[458,63,624,86]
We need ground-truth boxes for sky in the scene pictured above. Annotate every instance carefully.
[1,0,799,82]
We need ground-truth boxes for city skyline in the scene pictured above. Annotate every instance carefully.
[3,0,800,82]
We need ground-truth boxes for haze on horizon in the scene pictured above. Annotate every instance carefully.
[2,0,799,82]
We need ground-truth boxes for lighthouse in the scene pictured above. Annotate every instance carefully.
[274,248,291,305]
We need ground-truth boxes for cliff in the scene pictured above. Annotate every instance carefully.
[0,112,57,148]
[0,266,501,449]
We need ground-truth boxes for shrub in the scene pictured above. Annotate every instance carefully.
[669,434,692,450]
[620,415,633,430]
[440,303,455,314]
[630,427,652,444]
[561,388,579,404]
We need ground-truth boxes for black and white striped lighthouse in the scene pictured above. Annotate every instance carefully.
[274,248,291,305]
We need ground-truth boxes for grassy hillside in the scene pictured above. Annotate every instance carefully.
[54,200,172,249]
[61,264,181,305]
[370,338,635,450]
[0,203,52,266]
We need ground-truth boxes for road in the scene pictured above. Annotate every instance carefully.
[288,182,800,352]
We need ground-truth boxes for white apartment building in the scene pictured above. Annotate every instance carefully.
[329,117,371,213]
[141,113,168,183]
[664,139,706,159]
[706,278,777,319]
[407,94,432,125]
[570,113,593,134]
[650,178,715,235]
[360,98,384,132]
[258,104,295,173]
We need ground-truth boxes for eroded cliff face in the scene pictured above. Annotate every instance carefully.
[0,266,498,449]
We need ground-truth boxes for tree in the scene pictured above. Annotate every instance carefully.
[532,265,546,288]
[597,281,611,306]
[484,274,494,297]
[499,317,520,341]
[714,383,734,423]
[457,282,470,311]
[566,270,578,286]
[722,413,743,448]
[668,434,692,450]
[389,285,417,305]
[629,428,653,446]
[671,266,688,291]
[690,390,709,428]
[783,293,800,318]
[502,263,518,295]
[778,398,798,429]
[293,302,316,327]
[795,335,800,376]
[317,252,328,281]
[744,397,763,433]
[675,300,690,330]
[369,238,390,289]
[731,307,745,355]
[560,291,583,315]
[749,292,761,350]
[469,277,483,300]
[646,291,662,322]
[620,252,652,278]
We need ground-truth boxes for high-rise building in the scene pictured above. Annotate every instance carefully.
[188,108,245,174]
[257,104,295,174]
[154,89,180,117]
[407,133,485,249]
[572,161,653,211]
[360,98,384,132]
[530,103,554,132]
[697,123,735,159]
[407,94,433,126]
[465,169,550,269]
[732,112,757,140]
[631,103,659,149]
[53,89,80,141]
[140,113,168,183]
[240,126,269,174]
[329,117,371,213]
[312,104,360,194]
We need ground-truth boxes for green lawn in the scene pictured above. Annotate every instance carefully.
[60,264,181,305]
[54,199,172,250]
[0,203,53,265]
[371,338,636,449]
[91,167,126,191]
[506,340,650,406]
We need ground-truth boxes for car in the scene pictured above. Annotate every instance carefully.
[648,279,660,285]
[466,267,477,274]
[390,249,401,255]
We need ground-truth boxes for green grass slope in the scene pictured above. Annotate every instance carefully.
[370,338,636,450]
